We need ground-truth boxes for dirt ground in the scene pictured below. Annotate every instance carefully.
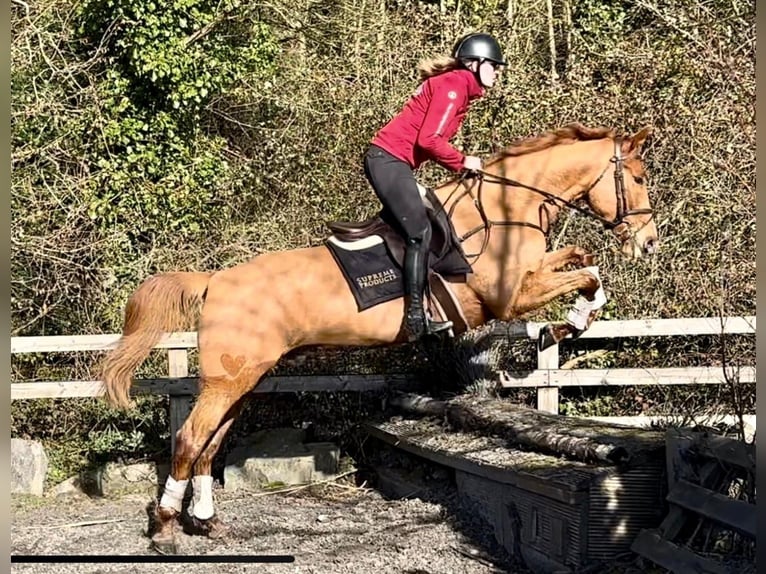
[13,403,752,574]
[11,478,523,574]
[9,418,661,574]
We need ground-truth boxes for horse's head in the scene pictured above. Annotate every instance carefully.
[586,127,659,258]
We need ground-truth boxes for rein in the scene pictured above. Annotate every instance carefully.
[442,138,653,260]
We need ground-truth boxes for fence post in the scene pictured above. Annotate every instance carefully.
[536,342,559,413]
[168,348,193,455]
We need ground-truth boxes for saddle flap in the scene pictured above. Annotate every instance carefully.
[428,272,469,336]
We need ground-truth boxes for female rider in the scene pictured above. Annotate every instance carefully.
[363,32,506,340]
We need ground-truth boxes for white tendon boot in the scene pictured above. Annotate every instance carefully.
[159,476,188,513]
[566,266,608,330]
[188,475,215,521]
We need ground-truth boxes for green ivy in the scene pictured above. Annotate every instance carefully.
[72,0,279,239]
[572,0,631,51]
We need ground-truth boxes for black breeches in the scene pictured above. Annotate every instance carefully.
[364,144,429,241]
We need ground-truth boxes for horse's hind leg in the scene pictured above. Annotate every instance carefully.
[182,400,246,539]
[151,360,275,553]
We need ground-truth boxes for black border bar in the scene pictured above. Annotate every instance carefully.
[11,555,295,563]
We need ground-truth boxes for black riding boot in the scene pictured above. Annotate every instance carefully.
[403,237,453,340]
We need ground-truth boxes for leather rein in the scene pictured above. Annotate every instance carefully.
[441,137,653,260]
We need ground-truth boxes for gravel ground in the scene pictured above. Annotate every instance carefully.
[11,477,521,574]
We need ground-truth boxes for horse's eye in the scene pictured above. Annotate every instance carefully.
[634,176,645,185]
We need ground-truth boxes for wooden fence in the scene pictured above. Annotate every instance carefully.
[487,316,756,413]
[11,316,756,452]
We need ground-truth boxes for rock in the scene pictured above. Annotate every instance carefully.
[47,476,89,499]
[11,438,48,497]
[81,462,160,497]
[223,428,340,491]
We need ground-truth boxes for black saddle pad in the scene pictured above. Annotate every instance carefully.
[325,239,405,311]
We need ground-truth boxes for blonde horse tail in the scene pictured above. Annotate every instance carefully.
[101,272,212,410]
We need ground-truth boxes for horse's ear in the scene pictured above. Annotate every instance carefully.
[626,126,653,154]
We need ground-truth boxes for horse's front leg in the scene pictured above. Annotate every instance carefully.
[503,267,604,350]
[505,268,600,318]
[538,245,595,273]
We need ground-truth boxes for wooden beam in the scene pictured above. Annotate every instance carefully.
[364,422,585,505]
[498,366,756,388]
[536,342,559,413]
[12,365,755,399]
[254,374,416,393]
[660,461,722,541]
[10,379,198,399]
[488,316,756,340]
[631,529,733,574]
[11,332,198,353]
[167,349,192,456]
[690,432,756,473]
[10,374,417,400]
[11,316,755,355]
[581,415,755,437]
[667,480,756,539]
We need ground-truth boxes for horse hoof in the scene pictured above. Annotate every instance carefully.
[537,325,558,351]
[151,536,178,555]
[570,328,585,341]
[183,514,230,539]
[206,516,230,540]
[148,503,180,554]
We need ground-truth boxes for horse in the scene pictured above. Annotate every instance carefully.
[100,122,659,553]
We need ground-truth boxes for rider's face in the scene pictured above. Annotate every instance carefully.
[479,61,502,88]
[469,60,502,88]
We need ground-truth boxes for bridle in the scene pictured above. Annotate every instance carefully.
[442,137,654,260]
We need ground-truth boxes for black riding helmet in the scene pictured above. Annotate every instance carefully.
[452,32,506,66]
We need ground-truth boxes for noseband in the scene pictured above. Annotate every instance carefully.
[445,137,653,259]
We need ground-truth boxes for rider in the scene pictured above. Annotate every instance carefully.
[363,32,506,340]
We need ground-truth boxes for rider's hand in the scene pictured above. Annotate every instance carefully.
[462,155,483,172]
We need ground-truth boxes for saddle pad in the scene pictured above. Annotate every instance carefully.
[325,236,405,311]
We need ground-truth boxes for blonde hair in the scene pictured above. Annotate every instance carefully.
[416,56,462,81]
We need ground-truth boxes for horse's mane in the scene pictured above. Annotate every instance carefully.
[485,123,616,165]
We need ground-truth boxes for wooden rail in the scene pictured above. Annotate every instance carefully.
[487,316,756,413]
[11,316,756,448]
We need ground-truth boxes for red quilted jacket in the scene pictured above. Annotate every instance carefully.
[371,68,484,172]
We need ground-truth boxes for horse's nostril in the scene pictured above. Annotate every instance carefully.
[644,238,659,254]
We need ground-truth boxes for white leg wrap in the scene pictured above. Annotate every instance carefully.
[567,266,608,330]
[189,475,215,520]
[584,265,608,310]
[159,476,188,513]
[567,295,595,330]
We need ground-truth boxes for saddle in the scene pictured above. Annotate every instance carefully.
[326,183,472,277]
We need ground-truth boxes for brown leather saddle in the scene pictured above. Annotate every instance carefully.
[326,185,472,277]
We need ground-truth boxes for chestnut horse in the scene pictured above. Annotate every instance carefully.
[100,123,658,553]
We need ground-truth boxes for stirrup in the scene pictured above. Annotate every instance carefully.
[406,312,453,341]
[425,317,453,335]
